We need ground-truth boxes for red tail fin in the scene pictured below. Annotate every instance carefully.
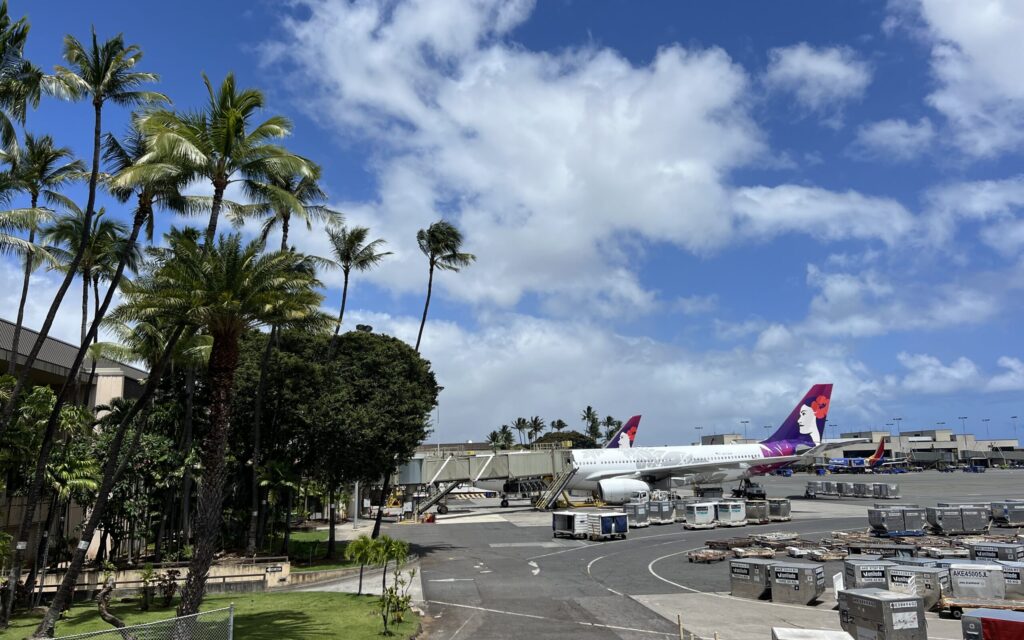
[867,438,886,467]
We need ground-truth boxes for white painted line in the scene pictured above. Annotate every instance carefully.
[427,600,678,637]
[489,542,564,548]
[448,611,477,639]
[606,587,623,596]
[429,578,476,583]
[586,554,606,576]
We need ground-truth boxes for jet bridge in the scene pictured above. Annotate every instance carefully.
[395,449,575,515]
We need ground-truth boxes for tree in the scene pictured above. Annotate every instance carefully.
[511,417,529,447]
[2,133,83,376]
[497,424,515,449]
[312,331,438,539]
[326,225,390,350]
[343,534,377,596]
[131,232,325,617]
[581,406,601,443]
[0,1,43,151]
[534,430,597,449]
[1,29,164,441]
[414,220,475,352]
[485,430,501,451]
[550,419,568,433]
[131,72,311,245]
[527,416,546,444]
[603,416,622,443]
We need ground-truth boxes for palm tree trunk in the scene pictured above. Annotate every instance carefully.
[0,102,103,479]
[327,486,337,558]
[204,181,226,246]
[279,487,292,556]
[177,331,241,617]
[327,270,350,359]
[33,327,184,639]
[414,264,434,352]
[84,277,101,396]
[246,329,275,556]
[180,364,196,546]
[280,212,290,252]
[24,492,58,604]
[7,192,38,377]
[371,472,391,539]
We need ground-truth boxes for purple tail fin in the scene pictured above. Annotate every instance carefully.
[761,384,832,447]
[604,415,641,449]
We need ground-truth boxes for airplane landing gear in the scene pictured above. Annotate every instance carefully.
[437,503,449,515]
[500,498,509,508]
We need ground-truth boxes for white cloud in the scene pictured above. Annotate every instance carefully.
[980,219,1024,256]
[853,117,934,160]
[268,2,907,313]
[674,294,718,315]
[898,352,982,393]
[901,0,1024,157]
[923,174,1024,245]
[988,356,1024,391]
[732,185,915,244]
[763,43,872,122]
[342,307,885,443]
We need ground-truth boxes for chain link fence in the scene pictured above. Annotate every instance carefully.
[57,605,233,640]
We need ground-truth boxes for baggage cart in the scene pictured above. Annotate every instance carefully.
[622,502,649,528]
[768,498,791,522]
[734,546,776,559]
[673,498,688,522]
[552,511,590,539]
[992,502,1024,527]
[647,500,675,525]
[587,512,628,541]
[961,607,1024,638]
[853,483,872,498]
[940,596,1024,620]
[838,588,927,640]
[839,482,857,497]
[688,548,727,563]
[745,500,770,524]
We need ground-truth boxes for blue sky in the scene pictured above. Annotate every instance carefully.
[6,1,1024,444]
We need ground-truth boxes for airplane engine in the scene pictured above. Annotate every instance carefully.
[597,478,651,504]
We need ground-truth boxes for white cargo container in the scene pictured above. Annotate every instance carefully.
[716,501,747,527]
[551,511,590,539]
[885,565,950,610]
[969,543,1024,562]
[998,561,1024,600]
[684,502,717,529]
[586,512,628,541]
[771,629,854,640]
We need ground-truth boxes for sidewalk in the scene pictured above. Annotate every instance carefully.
[292,560,423,603]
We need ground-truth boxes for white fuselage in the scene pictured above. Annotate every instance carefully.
[570,443,769,490]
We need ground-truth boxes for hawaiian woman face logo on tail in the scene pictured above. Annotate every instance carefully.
[798,394,830,445]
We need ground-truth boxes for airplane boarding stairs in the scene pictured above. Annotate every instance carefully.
[534,466,578,510]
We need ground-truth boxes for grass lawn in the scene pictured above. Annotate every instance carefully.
[0,592,418,639]
[272,530,358,572]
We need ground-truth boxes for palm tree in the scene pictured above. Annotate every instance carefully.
[129,72,311,244]
[1,30,163,444]
[125,231,325,617]
[486,430,502,451]
[527,416,546,444]
[326,225,391,347]
[343,534,378,596]
[2,133,83,376]
[414,220,475,352]
[0,2,43,151]
[498,425,515,449]
[511,417,529,447]
[581,406,601,442]
[550,419,568,433]
[380,535,409,592]
[45,207,133,349]
[603,416,622,443]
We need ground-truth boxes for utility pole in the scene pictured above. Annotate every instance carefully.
[740,420,749,442]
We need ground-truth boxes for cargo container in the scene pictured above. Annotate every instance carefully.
[821,481,839,497]
[892,557,939,568]
[845,542,917,559]
[927,507,965,534]
[771,629,853,640]
[961,608,1024,640]
[622,502,649,528]
[839,482,857,497]
[934,559,987,569]
[684,502,717,529]
[716,501,747,527]
[998,561,1024,600]
[960,508,992,534]
[552,511,590,539]
[853,483,872,498]
[745,500,770,524]
[647,500,675,525]
[969,543,1024,562]
[586,512,628,541]
[949,564,1005,600]
[673,499,688,522]
[770,562,825,605]
[869,508,909,536]
[729,558,775,599]
[838,588,928,640]
[900,508,928,533]
[873,483,901,499]
[768,499,792,522]
[991,502,1024,527]
[845,559,898,588]
[885,565,950,610]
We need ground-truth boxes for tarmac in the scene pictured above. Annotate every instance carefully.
[317,469,1024,639]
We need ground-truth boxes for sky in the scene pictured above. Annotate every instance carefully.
[5,0,1024,445]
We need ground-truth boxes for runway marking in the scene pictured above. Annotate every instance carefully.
[606,587,623,596]
[427,600,678,637]
[448,611,477,639]
[489,541,564,548]
[586,554,606,576]
[429,578,475,583]
[528,560,540,576]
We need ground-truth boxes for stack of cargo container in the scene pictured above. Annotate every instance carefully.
[729,558,775,600]
[769,562,825,605]
[926,506,992,535]
[884,565,950,610]
[621,502,649,528]
[647,499,675,525]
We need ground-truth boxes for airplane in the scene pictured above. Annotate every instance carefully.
[826,438,905,472]
[567,384,862,504]
[477,415,642,506]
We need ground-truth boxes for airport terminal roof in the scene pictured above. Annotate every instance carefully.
[0,318,147,382]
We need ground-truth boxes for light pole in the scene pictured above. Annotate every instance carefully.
[892,417,902,437]
[763,425,772,438]
[982,418,991,441]
[1012,416,1019,447]
[740,420,750,442]
[958,416,969,463]
[695,426,703,445]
